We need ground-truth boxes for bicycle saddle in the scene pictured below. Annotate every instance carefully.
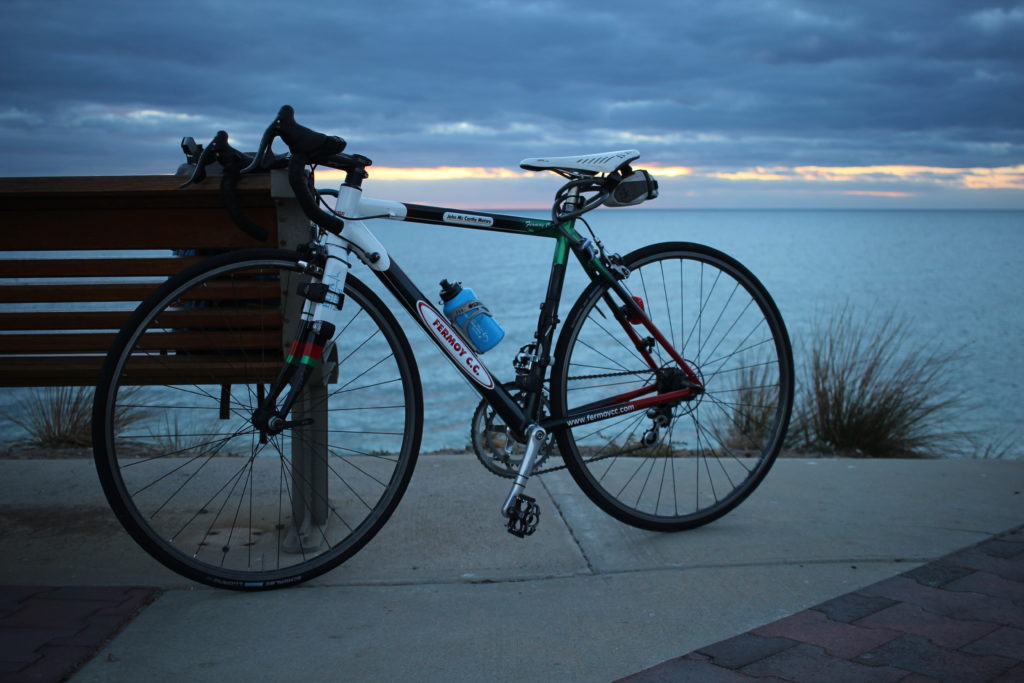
[520,149,640,175]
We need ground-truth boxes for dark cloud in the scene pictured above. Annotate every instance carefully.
[0,0,1021,180]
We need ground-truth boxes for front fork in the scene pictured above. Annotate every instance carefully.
[251,231,352,440]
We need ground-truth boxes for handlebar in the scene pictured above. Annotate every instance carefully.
[179,130,273,242]
[182,105,373,240]
[183,104,658,242]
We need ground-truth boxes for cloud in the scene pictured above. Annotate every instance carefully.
[705,163,1024,190]
[0,0,1020,207]
[969,5,1024,32]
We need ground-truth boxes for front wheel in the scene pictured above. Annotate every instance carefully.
[550,242,793,531]
[92,249,423,589]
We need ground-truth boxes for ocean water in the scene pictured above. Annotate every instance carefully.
[2,209,1021,457]
[354,208,1024,457]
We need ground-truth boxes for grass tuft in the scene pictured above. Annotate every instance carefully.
[11,386,150,449]
[11,386,94,448]
[789,306,980,458]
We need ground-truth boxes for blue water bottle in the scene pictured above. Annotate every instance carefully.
[440,279,505,353]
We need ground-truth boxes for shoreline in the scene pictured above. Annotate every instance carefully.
[0,444,1005,460]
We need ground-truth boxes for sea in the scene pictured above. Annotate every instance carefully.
[2,209,1022,458]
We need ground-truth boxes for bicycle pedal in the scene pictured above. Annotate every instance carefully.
[505,494,540,538]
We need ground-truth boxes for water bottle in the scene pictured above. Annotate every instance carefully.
[440,279,505,353]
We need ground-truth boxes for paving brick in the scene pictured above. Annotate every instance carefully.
[939,547,1024,582]
[12,644,94,683]
[993,662,1024,683]
[94,587,159,617]
[859,577,1024,628]
[901,563,974,588]
[0,598,114,631]
[0,661,28,674]
[616,653,760,682]
[742,643,908,682]
[44,586,139,604]
[855,602,1000,649]
[943,570,1024,604]
[961,626,1024,661]
[47,614,125,648]
[857,634,1016,682]
[0,587,54,618]
[696,633,798,670]
[752,609,901,659]
[0,586,160,683]
[812,592,898,623]
[0,627,74,664]
[977,540,1024,559]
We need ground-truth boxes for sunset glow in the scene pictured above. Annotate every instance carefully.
[318,163,1024,193]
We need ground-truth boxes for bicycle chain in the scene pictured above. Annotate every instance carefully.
[478,368,654,476]
[537,368,650,475]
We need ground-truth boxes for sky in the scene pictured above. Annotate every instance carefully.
[1,0,1022,209]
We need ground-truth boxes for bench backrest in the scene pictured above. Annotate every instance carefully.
[0,175,288,387]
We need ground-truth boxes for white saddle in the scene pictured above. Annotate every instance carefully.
[520,149,640,175]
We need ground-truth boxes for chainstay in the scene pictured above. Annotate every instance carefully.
[478,369,656,477]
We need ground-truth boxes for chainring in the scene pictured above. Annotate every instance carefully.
[470,385,553,478]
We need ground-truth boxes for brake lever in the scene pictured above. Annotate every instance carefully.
[179,137,218,188]
[241,122,281,174]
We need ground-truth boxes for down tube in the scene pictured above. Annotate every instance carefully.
[371,257,530,439]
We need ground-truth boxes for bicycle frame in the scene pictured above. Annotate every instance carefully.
[320,183,703,447]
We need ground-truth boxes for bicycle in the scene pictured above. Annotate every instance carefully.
[91,105,794,590]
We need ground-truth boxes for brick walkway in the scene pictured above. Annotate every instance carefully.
[620,526,1024,682]
[0,586,159,683]
[2,528,1021,682]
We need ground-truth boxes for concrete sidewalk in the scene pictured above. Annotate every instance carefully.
[1,455,1022,681]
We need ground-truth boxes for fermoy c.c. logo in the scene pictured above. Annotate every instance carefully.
[416,301,494,389]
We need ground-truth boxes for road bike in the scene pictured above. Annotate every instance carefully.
[92,106,793,590]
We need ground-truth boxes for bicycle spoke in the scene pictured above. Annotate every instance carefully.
[554,242,792,531]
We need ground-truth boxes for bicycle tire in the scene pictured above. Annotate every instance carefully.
[92,249,422,589]
[550,242,793,531]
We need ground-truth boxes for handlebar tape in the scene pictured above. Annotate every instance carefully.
[220,169,269,242]
[287,155,347,235]
[212,130,269,242]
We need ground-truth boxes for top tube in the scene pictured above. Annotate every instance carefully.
[399,203,565,239]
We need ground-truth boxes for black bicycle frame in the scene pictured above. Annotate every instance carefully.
[356,202,702,443]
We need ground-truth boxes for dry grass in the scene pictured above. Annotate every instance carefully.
[788,306,977,458]
[11,386,94,447]
[724,357,780,452]
[11,386,150,449]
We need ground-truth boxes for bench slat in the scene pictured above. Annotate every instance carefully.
[0,330,281,353]
[0,208,278,251]
[0,309,279,331]
[0,258,205,278]
[0,174,295,388]
[0,280,281,303]
[0,356,280,387]
[0,175,277,252]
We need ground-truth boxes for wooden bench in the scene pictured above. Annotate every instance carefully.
[0,174,307,388]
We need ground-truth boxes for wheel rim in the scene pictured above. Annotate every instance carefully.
[98,257,419,585]
[555,245,792,526]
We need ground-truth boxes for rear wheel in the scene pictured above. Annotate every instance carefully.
[551,242,793,530]
[92,249,422,589]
